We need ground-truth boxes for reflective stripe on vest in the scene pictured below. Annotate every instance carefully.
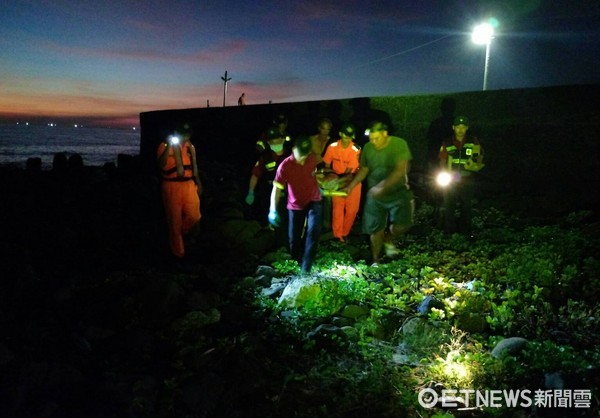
[446,142,479,170]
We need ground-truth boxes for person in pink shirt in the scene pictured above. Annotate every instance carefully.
[269,136,322,272]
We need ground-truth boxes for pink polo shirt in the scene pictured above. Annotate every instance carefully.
[274,153,322,210]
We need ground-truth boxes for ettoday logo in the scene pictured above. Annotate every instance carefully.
[418,388,592,410]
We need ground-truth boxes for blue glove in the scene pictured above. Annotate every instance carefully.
[268,209,281,227]
[245,191,255,205]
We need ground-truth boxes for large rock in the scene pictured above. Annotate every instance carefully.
[491,337,528,358]
[277,277,322,308]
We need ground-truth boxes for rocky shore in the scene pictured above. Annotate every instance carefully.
[1,155,598,417]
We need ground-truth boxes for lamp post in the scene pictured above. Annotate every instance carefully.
[471,22,494,91]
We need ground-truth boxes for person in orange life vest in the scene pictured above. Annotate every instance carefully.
[322,123,362,242]
[246,127,291,225]
[438,115,485,235]
[156,123,202,259]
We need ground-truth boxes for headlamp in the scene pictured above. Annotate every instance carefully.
[168,135,180,145]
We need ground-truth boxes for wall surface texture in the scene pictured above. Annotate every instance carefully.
[141,84,600,215]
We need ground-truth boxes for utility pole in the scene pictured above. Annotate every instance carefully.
[221,70,232,107]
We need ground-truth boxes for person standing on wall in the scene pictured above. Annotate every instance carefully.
[438,115,485,235]
[322,123,362,242]
[268,136,322,273]
[344,121,414,265]
[156,123,202,262]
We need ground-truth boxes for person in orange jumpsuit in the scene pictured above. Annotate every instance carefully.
[156,123,202,260]
[322,123,362,242]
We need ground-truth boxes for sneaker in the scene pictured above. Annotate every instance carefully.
[384,242,400,257]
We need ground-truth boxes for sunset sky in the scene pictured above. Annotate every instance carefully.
[1,0,599,128]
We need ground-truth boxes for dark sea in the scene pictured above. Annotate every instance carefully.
[0,124,140,169]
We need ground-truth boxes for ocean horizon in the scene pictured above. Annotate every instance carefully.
[0,124,140,169]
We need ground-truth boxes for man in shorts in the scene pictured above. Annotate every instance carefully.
[344,121,414,264]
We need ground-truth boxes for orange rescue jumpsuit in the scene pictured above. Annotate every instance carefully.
[157,141,201,258]
[322,140,361,240]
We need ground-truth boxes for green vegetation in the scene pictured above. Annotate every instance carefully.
[242,205,599,416]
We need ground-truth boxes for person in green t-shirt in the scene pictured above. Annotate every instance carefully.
[344,121,414,265]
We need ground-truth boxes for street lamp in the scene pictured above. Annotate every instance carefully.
[471,22,494,91]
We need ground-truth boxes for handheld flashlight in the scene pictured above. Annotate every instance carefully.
[436,171,453,187]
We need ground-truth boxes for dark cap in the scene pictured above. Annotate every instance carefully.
[267,127,282,140]
[294,136,312,157]
[453,116,470,126]
[340,122,356,138]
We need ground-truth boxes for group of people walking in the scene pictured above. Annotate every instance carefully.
[156,112,485,272]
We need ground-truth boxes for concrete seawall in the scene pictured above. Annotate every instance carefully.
[140,84,600,215]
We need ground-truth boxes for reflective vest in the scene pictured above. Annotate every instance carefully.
[441,136,482,176]
[159,141,195,181]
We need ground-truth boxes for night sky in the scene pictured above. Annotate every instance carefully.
[1,0,599,127]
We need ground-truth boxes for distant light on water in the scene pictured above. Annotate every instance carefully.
[0,125,140,169]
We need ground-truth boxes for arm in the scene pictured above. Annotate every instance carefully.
[189,144,203,195]
[370,159,409,198]
[268,182,285,226]
[438,144,448,169]
[269,182,284,212]
[248,174,259,194]
[157,142,170,168]
[245,174,259,204]
[344,166,369,193]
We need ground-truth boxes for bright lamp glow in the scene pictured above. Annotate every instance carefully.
[471,23,494,45]
[436,172,452,187]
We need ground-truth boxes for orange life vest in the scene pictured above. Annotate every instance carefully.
[158,141,195,181]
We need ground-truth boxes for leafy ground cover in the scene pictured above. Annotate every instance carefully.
[1,164,597,417]
[232,205,599,417]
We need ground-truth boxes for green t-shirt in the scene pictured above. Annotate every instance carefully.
[360,136,412,198]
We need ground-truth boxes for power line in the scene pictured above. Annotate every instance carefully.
[350,35,452,70]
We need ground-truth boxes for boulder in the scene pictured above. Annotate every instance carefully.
[491,337,528,358]
[277,277,322,308]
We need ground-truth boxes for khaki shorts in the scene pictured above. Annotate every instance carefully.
[362,188,414,234]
